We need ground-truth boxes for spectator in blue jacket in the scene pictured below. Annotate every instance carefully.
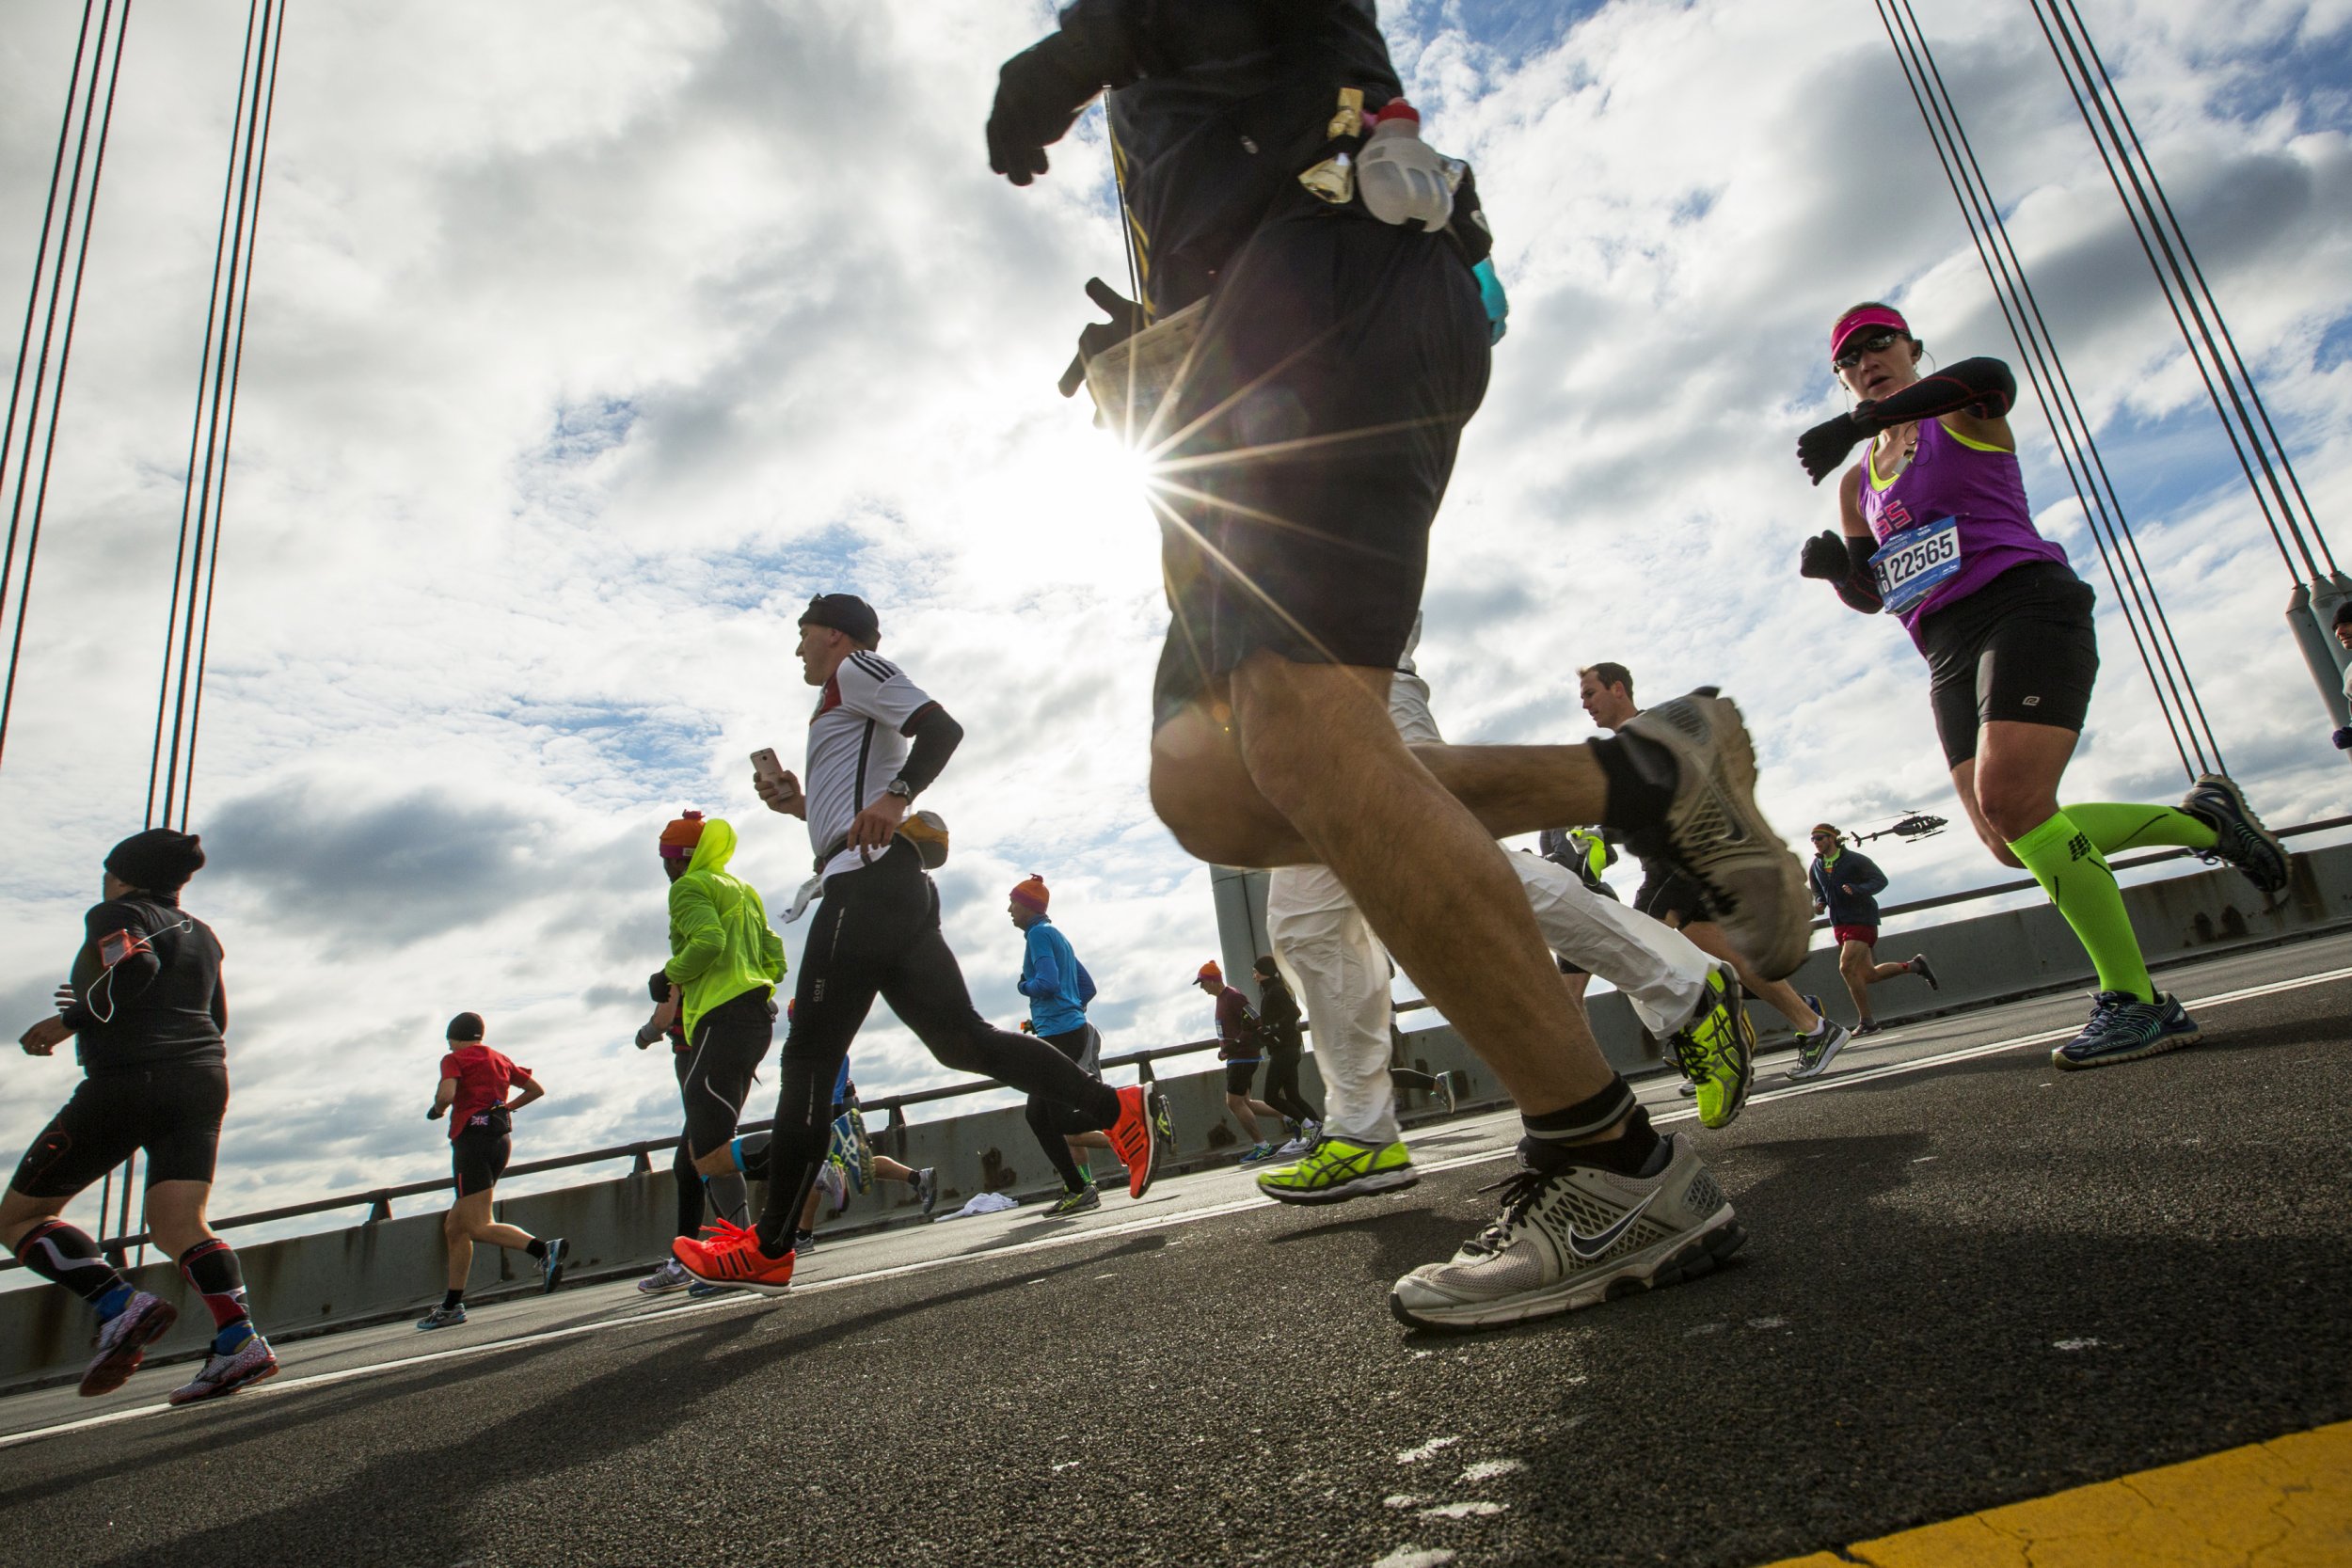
[1009,875,1119,1212]
[1809,826,1939,1035]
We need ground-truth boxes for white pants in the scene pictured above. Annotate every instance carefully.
[1267,862,1711,1147]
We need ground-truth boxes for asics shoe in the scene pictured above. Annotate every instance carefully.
[831,1105,873,1195]
[538,1237,570,1294]
[1389,1133,1745,1331]
[1048,1184,1102,1216]
[637,1258,691,1295]
[1786,1016,1853,1084]
[416,1304,468,1331]
[1258,1137,1419,1206]
[1620,692,1810,979]
[672,1218,796,1295]
[1238,1141,1282,1165]
[1909,952,1940,990]
[1666,961,1754,1130]
[81,1291,176,1398]
[2181,774,2289,895]
[167,1331,278,1405]
[1150,1085,1177,1149]
[1104,1084,1163,1200]
[914,1165,940,1218]
[2052,991,2201,1071]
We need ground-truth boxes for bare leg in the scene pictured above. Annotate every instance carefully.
[1225,1092,1269,1146]
[443,1208,475,1293]
[1679,920,1821,1034]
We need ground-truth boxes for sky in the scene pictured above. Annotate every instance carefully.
[0,0,2346,1242]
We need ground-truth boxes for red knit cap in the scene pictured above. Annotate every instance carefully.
[660,810,706,860]
[1010,874,1049,913]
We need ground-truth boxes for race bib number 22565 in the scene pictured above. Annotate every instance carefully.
[1869,516,1963,613]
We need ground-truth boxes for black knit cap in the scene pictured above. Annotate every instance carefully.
[446,1012,485,1043]
[2333,600,2352,628]
[799,593,880,646]
[104,829,206,893]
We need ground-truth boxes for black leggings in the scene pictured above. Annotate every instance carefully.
[756,842,1121,1246]
[1261,1046,1319,1127]
[1026,1025,1102,1193]
[671,1052,704,1240]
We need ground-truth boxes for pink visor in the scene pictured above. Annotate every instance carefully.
[1831,306,1909,360]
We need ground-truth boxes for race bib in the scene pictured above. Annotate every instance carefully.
[1869,516,1963,613]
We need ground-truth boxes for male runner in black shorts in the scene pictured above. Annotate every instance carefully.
[673,594,1164,1293]
[987,4,1802,1325]
[2,830,278,1403]
[417,1013,566,1329]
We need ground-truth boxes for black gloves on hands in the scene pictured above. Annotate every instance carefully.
[1800,531,1853,580]
[1058,277,1150,397]
[2333,724,2352,751]
[987,37,1099,186]
[1797,410,1868,484]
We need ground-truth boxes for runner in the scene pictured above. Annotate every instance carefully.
[1538,827,1616,1009]
[1581,664,1850,1085]
[1807,824,1938,1041]
[634,967,724,1297]
[1250,956,1321,1156]
[672,594,1163,1293]
[1,829,278,1403]
[990,5,1793,1326]
[1009,875,1125,1214]
[417,1014,566,1329]
[635,809,784,1232]
[1197,961,1283,1164]
[1796,302,2287,1068]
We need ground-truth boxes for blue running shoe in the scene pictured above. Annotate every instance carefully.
[2052,991,2201,1070]
[2181,774,2288,895]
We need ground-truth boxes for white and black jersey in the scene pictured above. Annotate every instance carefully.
[804,650,937,879]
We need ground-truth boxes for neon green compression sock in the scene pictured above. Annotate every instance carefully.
[2008,810,2156,1004]
[2062,802,2217,857]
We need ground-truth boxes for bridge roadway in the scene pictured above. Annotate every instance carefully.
[0,935,2345,1566]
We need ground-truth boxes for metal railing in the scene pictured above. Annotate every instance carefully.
[20,813,2344,1268]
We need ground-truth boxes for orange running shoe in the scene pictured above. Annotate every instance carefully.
[1105,1084,1164,1201]
[672,1218,796,1296]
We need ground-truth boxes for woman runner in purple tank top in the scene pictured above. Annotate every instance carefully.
[1790,302,2287,1071]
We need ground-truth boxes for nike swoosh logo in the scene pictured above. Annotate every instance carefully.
[1564,1190,1661,1260]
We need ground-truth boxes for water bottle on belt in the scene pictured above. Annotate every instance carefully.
[1356,102,1454,230]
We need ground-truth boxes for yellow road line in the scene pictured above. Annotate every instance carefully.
[1756,1418,2351,1566]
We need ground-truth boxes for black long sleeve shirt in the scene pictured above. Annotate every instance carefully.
[56,894,228,1074]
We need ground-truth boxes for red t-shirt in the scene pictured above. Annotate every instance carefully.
[440,1044,528,1141]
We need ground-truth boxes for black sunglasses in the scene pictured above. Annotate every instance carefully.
[1834,330,1904,371]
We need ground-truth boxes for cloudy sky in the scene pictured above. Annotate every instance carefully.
[1,0,2346,1242]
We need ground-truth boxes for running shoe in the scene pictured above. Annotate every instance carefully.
[638,1258,692,1295]
[1048,1184,1102,1216]
[1437,1072,1459,1117]
[685,1278,730,1299]
[793,1227,818,1254]
[1389,1133,1745,1331]
[831,1105,873,1195]
[1620,691,1809,980]
[1104,1084,1163,1200]
[913,1165,939,1218]
[2051,991,2201,1071]
[416,1303,468,1331]
[538,1236,570,1294]
[2182,773,2289,895]
[1786,1016,1853,1084]
[1238,1141,1282,1165]
[1674,1079,1697,1099]
[1909,953,1940,990]
[1665,961,1754,1131]
[1150,1085,1177,1150]
[1852,1019,1883,1037]
[815,1159,849,1215]
[1258,1137,1419,1206]
[80,1291,176,1398]
[672,1218,796,1295]
[167,1332,278,1405]
[1274,1134,1314,1159]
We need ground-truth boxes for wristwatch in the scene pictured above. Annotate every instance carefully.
[884,779,915,801]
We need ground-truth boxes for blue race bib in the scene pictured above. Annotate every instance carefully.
[1869,516,1963,613]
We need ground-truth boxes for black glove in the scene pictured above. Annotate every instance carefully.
[1800,530,1852,580]
[1797,411,1867,485]
[2333,724,2352,751]
[987,36,1099,187]
[1057,277,1150,397]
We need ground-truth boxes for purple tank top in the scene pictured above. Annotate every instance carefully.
[1858,417,2072,646]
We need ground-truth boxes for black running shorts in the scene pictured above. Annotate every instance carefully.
[1919,562,2099,768]
[678,986,774,1160]
[1637,871,1714,929]
[1150,198,1490,728]
[11,1066,230,1198]
[1222,1058,1262,1096]
[452,1124,511,1199]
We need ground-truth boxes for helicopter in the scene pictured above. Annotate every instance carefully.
[1845,811,1949,847]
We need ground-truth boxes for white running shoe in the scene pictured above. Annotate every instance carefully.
[1390,1133,1745,1330]
[1274,1135,1313,1158]
[637,1258,692,1294]
[81,1291,177,1398]
[167,1331,278,1405]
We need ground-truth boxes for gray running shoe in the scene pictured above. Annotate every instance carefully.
[1436,1072,1460,1117]
[1047,1184,1102,1216]
[1620,692,1809,979]
[914,1165,939,1218]
[2052,991,2201,1070]
[1909,953,1940,990]
[167,1332,278,1405]
[2181,773,2288,895]
[538,1236,570,1294]
[416,1303,468,1331]
[1389,1133,1745,1330]
[637,1258,691,1295]
[81,1291,177,1398]
[1674,1079,1698,1099]
[1786,1017,1852,1083]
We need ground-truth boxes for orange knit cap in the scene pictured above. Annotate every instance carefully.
[1010,874,1049,913]
[660,809,706,860]
[1196,960,1223,986]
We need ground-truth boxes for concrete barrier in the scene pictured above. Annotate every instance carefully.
[5,844,2342,1391]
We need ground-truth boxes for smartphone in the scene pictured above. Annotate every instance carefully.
[750,748,786,784]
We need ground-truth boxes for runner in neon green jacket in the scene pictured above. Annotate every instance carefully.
[663,816,785,1039]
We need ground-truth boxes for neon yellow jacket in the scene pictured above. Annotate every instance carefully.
[663,817,785,1039]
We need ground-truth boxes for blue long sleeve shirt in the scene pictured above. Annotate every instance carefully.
[1809,848,1890,927]
[1016,918,1089,1037]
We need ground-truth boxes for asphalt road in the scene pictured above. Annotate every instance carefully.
[2,935,2346,1568]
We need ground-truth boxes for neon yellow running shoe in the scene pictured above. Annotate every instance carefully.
[1257,1137,1419,1206]
[1670,961,1755,1131]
